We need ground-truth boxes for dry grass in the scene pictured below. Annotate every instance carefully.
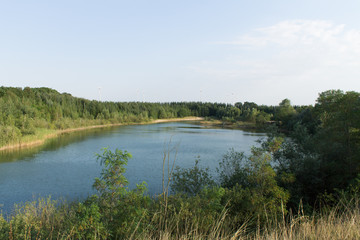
[138,199,360,240]
[257,199,360,240]
[1,197,359,239]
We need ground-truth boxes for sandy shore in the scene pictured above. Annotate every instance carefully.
[151,117,203,123]
[0,117,204,151]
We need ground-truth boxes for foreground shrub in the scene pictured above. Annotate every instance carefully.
[216,140,290,229]
[71,198,108,239]
[5,197,72,239]
[171,157,215,196]
[92,148,150,239]
[0,215,9,239]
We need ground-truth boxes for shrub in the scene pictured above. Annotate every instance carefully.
[217,148,247,188]
[0,215,9,239]
[218,141,290,228]
[171,157,215,196]
[72,198,108,239]
[92,148,149,238]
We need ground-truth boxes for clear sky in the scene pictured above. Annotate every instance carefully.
[1,1,360,105]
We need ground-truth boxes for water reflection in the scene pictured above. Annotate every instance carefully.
[0,127,119,163]
[0,122,266,213]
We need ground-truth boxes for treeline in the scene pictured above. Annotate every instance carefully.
[0,86,301,147]
[0,86,277,127]
[272,90,360,209]
[0,86,235,146]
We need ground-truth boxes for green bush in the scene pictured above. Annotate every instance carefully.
[7,197,67,239]
[72,198,107,239]
[92,148,149,239]
[217,141,290,228]
[217,148,247,188]
[0,215,9,239]
[171,157,215,196]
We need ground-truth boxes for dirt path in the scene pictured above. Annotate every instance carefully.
[0,117,204,151]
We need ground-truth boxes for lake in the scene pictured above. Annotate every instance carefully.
[0,122,266,213]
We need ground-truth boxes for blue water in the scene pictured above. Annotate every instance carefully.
[0,122,265,213]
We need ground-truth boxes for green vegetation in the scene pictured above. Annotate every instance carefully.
[0,87,359,239]
[0,86,281,148]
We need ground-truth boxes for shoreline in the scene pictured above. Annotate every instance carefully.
[0,117,204,152]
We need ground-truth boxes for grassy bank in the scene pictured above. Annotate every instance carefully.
[1,195,358,239]
[142,200,360,240]
[0,117,203,151]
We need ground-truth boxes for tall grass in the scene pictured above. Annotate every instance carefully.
[140,197,360,240]
[0,128,57,150]
[1,196,359,239]
[254,197,360,240]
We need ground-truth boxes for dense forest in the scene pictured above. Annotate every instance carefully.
[0,86,286,147]
[0,87,359,239]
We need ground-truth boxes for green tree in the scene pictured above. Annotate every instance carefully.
[256,111,272,126]
[315,90,360,191]
[275,99,296,127]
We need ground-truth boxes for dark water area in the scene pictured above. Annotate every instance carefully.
[0,122,266,213]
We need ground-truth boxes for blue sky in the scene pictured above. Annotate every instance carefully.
[1,1,360,105]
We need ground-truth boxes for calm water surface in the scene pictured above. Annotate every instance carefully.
[0,122,265,212]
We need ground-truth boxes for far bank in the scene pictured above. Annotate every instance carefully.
[0,117,204,152]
